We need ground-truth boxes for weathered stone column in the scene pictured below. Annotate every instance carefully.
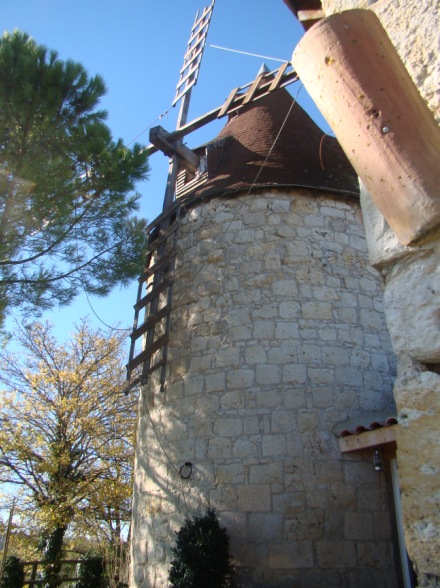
[291,1,440,583]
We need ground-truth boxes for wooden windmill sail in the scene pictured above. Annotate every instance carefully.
[163,0,215,211]
[125,4,299,393]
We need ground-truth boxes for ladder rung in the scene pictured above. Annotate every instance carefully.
[145,202,181,234]
[146,222,179,254]
[124,358,167,394]
[130,305,171,342]
[181,42,205,73]
[173,79,197,107]
[134,275,174,312]
[138,249,176,283]
[175,61,201,92]
[127,334,169,371]
[190,5,213,39]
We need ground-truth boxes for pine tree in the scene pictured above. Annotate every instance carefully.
[0,31,149,327]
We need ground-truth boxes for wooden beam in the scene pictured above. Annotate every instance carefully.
[242,72,265,105]
[142,65,298,157]
[269,62,289,92]
[218,87,239,118]
[149,126,200,173]
[339,425,397,453]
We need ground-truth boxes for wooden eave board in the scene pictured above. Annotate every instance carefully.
[339,425,397,453]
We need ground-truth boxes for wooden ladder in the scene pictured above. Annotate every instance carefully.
[125,202,182,393]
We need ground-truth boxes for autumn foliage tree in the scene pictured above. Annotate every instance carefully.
[0,30,149,328]
[0,320,137,584]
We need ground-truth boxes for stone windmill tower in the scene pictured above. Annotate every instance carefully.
[127,6,401,588]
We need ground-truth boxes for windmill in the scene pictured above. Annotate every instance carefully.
[128,6,401,588]
[125,3,298,393]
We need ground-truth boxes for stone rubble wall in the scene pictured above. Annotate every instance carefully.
[131,189,397,587]
[317,0,440,583]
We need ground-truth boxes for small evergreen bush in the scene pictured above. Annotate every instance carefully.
[72,554,107,588]
[0,555,24,588]
[169,509,234,588]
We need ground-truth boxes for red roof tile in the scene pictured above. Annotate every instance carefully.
[334,415,398,438]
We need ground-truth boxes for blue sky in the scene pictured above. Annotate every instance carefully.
[1,0,330,342]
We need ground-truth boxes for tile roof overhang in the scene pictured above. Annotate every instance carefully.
[334,414,398,453]
[180,87,359,201]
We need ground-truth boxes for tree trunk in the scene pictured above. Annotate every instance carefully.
[40,525,67,588]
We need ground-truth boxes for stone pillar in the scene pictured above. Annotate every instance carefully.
[291,0,440,583]
[292,9,440,246]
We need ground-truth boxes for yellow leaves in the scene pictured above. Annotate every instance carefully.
[9,535,40,561]
[0,318,136,539]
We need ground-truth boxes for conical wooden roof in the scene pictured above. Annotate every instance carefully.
[187,87,359,199]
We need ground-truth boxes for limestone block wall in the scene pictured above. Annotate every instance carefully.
[131,189,398,588]
[310,0,440,584]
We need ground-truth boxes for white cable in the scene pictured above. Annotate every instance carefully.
[209,43,286,63]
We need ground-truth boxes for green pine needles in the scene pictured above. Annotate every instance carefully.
[169,509,234,588]
[0,31,150,327]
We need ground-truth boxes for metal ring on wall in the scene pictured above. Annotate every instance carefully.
[179,462,193,479]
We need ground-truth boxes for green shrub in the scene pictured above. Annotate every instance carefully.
[169,509,234,588]
[72,554,107,588]
[0,555,24,588]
